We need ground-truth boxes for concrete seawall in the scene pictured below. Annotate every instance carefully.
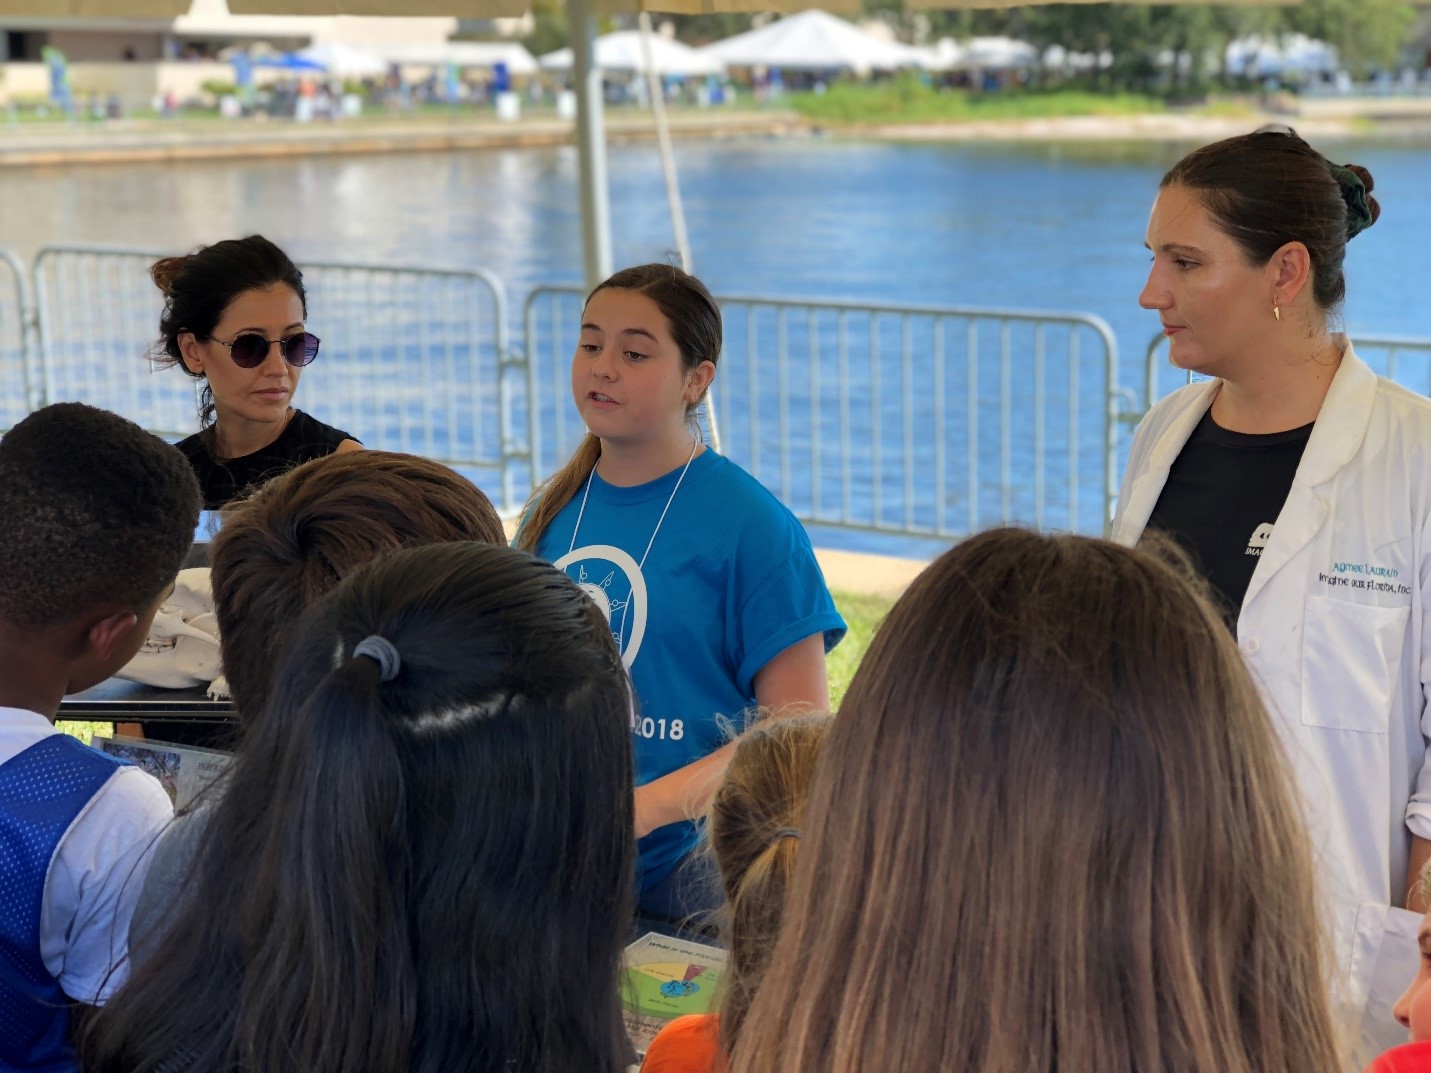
[0,110,810,167]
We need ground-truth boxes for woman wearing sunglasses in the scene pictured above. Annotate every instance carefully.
[153,235,361,510]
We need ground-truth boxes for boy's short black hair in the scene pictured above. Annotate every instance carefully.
[0,403,202,629]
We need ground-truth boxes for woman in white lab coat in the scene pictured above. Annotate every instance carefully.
[1114,128,1430,1062]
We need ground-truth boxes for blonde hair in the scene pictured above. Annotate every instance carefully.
[709,715,831,1055]
[516,264,721,553]
[729,528,1344,1073]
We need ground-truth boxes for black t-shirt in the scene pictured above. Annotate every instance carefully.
[1145,409,1314,623]
[176,409,356,510]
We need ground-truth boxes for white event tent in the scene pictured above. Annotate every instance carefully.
[1226,33,1338,78]
[377,40,538,75]
[538,30,724,79]
[294,40,387,76]
[958,36,1040,71]
[701,9,923,76]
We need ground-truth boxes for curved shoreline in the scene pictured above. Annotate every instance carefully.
[0,99,1423,167]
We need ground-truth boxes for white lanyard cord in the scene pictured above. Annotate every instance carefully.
[568,438,700,570]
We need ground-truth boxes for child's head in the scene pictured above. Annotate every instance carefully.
[0,403,201,693]
[710,714,831,1054]
[1394,864,1431,1041]
[576,263,722,436]
[209,450,505,721]
[151,235,312,430]
[88,541,635,1073]
[518,263,721,552]
[731,528,1342,1073]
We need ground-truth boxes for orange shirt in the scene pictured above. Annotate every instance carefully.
[1368,1042,1431,1073]
[642,1013,724,1073]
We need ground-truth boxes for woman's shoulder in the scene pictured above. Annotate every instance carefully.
[285,409,356,445]
[276,410,358,457]
[174,430,210,462]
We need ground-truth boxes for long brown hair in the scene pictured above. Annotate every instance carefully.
[709,714,831,1055]
[729,528,1344,1073]
[210,450,505,722]
[515,263,721,553]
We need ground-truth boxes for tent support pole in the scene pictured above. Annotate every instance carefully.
[570,0,613,292]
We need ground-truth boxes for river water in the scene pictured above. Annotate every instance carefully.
[2,129,1427,553]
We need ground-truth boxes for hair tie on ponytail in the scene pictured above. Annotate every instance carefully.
[770,828,800,845]
[353,634,401,682]
[1330,163,1375,240]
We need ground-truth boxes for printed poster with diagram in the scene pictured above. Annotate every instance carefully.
[92,736,233,811]
[622,932,728,1056]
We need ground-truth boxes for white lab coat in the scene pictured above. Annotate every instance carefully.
[1113,342,1431,1061]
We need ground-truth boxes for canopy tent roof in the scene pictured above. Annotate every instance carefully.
[702,9,922,74]
[225,0,861,14]
[1226,32,1338,76]
[959,35,1039,69]
[378,40,538,73]
[295,39,387,74]
[0,0,1303,16]
[904,0,1299,7]
[540,30,724,77]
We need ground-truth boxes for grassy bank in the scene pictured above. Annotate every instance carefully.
[828,590,894,707]
[789,80,1165,125]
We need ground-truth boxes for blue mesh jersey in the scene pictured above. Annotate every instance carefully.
[536,450,845,894]
[0,735,127,1073]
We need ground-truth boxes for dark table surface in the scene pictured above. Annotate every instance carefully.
[58,678,235,722]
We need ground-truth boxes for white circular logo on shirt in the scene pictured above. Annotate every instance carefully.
[553,544,648,671]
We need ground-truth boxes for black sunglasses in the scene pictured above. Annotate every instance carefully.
[210,331,321,370]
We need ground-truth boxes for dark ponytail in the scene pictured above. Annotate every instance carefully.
[85,542,635,1073]
[151,235,306,428]
[236,647,415,1072]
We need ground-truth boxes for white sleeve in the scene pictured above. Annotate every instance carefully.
[1111,412,1155,541]
[39,767,174,1004]
[1407,506,1431,841]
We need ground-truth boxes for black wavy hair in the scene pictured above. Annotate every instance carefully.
[85,541,636,1073]
[0,403,200,628]
[150,235,307,428]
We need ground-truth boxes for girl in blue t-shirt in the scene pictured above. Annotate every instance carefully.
[518,263,845,920]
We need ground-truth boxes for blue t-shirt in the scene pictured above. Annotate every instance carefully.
[535,449,845,893]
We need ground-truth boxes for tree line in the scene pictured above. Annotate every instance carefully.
[525,0,1424,90]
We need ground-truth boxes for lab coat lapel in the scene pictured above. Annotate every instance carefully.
[1115,380,1219,544]
[1241,345,1378,613]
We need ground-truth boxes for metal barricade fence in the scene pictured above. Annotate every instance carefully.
[32,246,189,434]
[1142,330,1431,414]
[31,245,527,514]
[0,248,31,432]
[526,287,1122,542]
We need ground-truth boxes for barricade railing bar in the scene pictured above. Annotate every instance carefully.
[22,240,1428,552]
[27,244,525,514]
[0,248,33,432]
[1141,330,1431,418]
[527,286,1122,540]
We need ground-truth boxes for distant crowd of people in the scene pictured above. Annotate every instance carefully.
[4,125,1431,1073]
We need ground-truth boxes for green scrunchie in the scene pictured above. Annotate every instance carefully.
[1330,163,1375,240]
